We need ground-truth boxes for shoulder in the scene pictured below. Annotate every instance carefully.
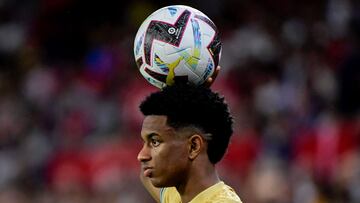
[160,187,181,203]
[194,182,242,203]
[220,183,242,202]
[160,183,243,203]
[213,187,242,203]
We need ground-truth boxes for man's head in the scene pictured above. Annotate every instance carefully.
[137,83,233,186]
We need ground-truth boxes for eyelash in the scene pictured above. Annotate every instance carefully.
[150,138,160,147]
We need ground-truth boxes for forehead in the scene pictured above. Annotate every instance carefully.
[141,115,173,136]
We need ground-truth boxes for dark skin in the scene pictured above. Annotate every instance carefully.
[138,115,220,203]
[138,66,221,203]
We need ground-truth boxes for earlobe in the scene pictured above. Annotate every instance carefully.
[188,134,203,160]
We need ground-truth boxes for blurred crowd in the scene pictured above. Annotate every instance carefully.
[0,0,359,202]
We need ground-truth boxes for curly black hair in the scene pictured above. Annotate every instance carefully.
[139,83,233,164]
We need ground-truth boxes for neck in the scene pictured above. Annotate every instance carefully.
[176,160,220,203]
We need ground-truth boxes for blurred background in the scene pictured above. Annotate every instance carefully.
[0,0,359,202]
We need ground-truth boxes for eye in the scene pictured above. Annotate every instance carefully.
[150,138,161,147]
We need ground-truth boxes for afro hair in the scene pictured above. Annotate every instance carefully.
[139,83,233,164]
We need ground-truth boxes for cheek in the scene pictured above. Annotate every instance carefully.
[155,142,189,172]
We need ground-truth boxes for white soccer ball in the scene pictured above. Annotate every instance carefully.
[133,5,222,89]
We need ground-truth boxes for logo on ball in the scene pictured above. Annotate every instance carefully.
[168,27,176,34]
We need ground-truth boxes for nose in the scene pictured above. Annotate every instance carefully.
[137,144,151,162]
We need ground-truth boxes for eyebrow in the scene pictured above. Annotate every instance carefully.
[144,132,160,141]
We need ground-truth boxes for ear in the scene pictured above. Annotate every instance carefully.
[188,134,204,160]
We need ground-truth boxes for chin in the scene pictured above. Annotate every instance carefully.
[150,178,165,188]
[150,177,172,188]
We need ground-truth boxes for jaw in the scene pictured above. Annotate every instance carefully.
[149,176,167,188]
[149,172,183,188]
[151,168,191,189]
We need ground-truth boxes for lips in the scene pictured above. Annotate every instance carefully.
[143,166,154,177]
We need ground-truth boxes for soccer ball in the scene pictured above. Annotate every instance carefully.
[133,5,221,89]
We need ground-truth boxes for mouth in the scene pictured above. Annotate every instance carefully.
[142,166,154,177]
